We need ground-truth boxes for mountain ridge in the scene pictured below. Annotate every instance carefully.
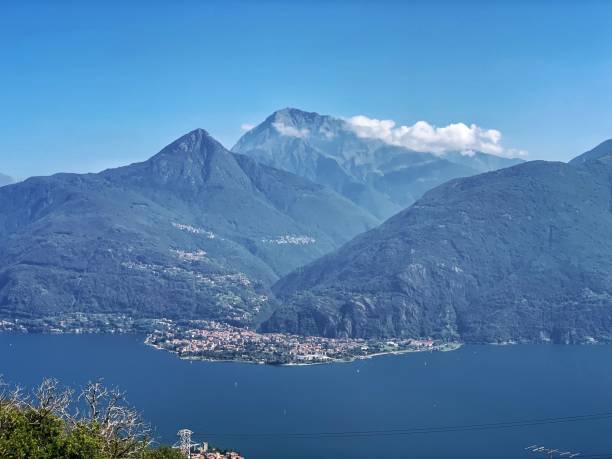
[0,129,377,325]
[569,138,612,165]
[262,141,612,343]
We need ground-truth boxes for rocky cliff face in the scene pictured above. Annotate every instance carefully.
[0,129,377,325]
[263,142,612,344]
[233,108,523,219]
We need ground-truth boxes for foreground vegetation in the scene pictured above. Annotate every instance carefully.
[0,377,183,459]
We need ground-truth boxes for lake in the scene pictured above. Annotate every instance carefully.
[1,332,612,459]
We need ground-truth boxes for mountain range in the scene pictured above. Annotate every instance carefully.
[3,110,612,346]
[262,140,612,344]
[0,129,376,325]
[233,108,523,219]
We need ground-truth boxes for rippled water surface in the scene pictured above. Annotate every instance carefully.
[2,333,612,459]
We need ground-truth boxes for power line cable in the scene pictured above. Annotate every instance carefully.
[195,410,612,439]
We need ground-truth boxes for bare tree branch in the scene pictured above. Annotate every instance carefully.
[77,379,152,457]
[1,376,153,458]
[31,378,73,420]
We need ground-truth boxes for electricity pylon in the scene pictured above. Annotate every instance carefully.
[173,429,199,458]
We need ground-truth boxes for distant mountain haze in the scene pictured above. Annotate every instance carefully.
[233,108,523,219]
[263,140,612,344]
[0,173,13,187]
[0,129,377,324]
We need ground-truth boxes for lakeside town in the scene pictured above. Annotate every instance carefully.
[181,440,244,459]
[196,450,243,459]
[0,313,171,334]
[145,320,459,365]
[0,313,459,365]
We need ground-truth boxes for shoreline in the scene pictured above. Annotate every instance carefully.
[144,333,463,366]
[3,319,610,368]
[277,343,462,366]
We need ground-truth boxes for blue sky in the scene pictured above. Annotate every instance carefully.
[1,0,611,179]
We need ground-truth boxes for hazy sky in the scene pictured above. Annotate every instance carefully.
[2,0,611,179]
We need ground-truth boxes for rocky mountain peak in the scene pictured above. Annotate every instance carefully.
[149,128,223,163]
[270,107,323,123]
[101,128,245,196]
[261,108,340,138]
[233,108,525,220]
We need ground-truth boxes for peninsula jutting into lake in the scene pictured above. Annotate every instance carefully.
[144,320,459,365]
[0,313,458,365]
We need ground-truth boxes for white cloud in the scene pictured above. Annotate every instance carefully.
[241,123,255,131]
[272,122,310,138]
[504,148,529,158]
[319,126,336,139]
[345,115,526,158]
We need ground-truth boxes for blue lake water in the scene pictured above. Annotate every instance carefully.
[1,332,612,459]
